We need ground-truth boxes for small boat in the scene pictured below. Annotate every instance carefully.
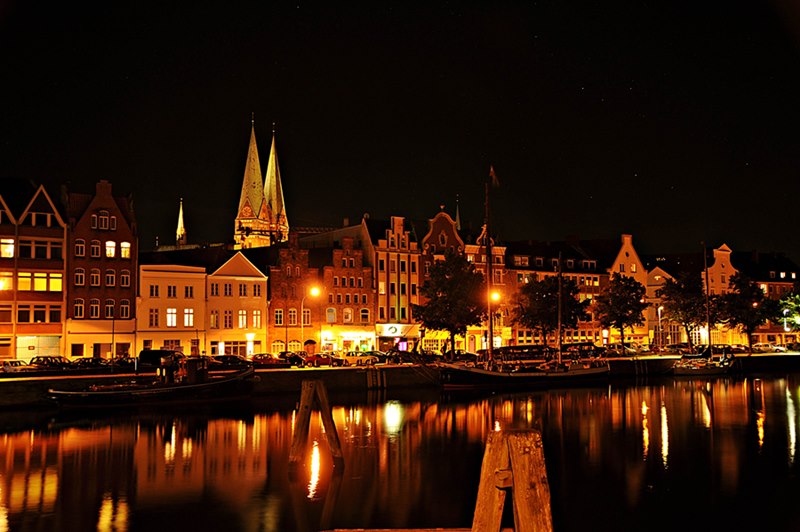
[48,366,256,409]
[672,355,735,376]
[438,359,610,390]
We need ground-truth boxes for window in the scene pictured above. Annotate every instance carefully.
[286,266,292,277]
[619,264,625,273]
[89,299,100,319]
[390,260,396,273]
[350,277,355,287]
[166,308,177,327]
[105,299,115,318]
[253,310,262,329]
[74,299,84,319]
[120,242,131,259]
[0,238,13,258]
[17,272,31,291]
[49,305,61,323]
[274,309,284,326]
[238,309,247,328]
[167,285,177,298]
[239,283,247,297]
[0,305,11,322]
[379,259,385,271]
[185,286,194,298]
[120,270,131,287]
[99,210,110,230]
[150,285,159,297]
[91,240,101,257]
[105,270,115,287]
[400,283,406,295]
[105,240,116,258]
[400,261,406,273]
[360,309,370,323]
[110,216,117,230]
[342,258,347,267]
[120,300,130,319]
[349,258,355,267]
[358,277,363,288]
[326,308,336,323]
[631,263,637,273]
[253,284,261,297]
[32,305,46,323]
[75,268,85,286]
[411,261,417,273]
[210,310,219,329]
[400,307,407,320]
[288,308,298,326]
[302,308,310,326]
[17,305,30,323]
[223,310,233,329]
[333,277,339,287]
[74,239,85,257]
[390,283,396,295]
[224,283,232,296]
[91,214,97,229]
[90,269,100,286]
[336,294,342,304]
[184,308,194,327]
[149,308,159,327]
[343,308,353,323]
[210,283,219,296]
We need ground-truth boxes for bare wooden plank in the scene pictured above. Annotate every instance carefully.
[289,380,317,474]
[315,378,345,468]
[507,431,553,532]
[471,431,509,532]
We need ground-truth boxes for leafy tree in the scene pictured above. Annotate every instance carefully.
[412,250,487,355]
[719,273,781,353]
[658,272,711,352]
[512,275,589,346]
[780,291,800,332]
[595,273,649,348]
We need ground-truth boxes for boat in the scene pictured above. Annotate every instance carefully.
[48,366,256,409]
[672,355,736,376]
[438,359,610,390]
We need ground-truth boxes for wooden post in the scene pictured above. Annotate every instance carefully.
[472,430,553,532]
[289,380,345,476]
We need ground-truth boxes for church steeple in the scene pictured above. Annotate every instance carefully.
[264,124,289,243]
[176,198,187,246]
[234,116,272,249]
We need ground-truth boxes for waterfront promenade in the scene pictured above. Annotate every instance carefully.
[3,352,800,409]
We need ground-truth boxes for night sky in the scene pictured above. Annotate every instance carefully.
[2,2,800,260]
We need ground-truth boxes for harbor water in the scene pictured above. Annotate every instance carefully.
[2,373,800,531]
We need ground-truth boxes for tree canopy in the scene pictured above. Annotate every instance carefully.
[595,273,648,346]
[658,272,710,351]
[412,250,487,354]
[718,273,781,352]
[512,274,589,345]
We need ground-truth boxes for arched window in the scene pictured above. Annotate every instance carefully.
[90,269,100,286]
[99,210,110,230]
[120,300,130,319]
[326,307,336,324]
[120,270,131,287]
[105,299,115,318]
[343,308,353,323]
[360,308,370,323]
[120,242,131,259]
[74,298,84,318]
[105,269,115,287]
[89,299,100,319]
[75,239,85,257]
[74,268,85,286]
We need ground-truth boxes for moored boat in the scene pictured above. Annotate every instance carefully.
[672,355,736,376]
[48,366,256,408]
[438,359,610,390]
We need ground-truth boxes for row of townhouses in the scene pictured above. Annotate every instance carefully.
[2,123,798,360]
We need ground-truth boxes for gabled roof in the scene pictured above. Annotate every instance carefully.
[212,252,267,278]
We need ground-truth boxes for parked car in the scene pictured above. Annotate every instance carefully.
[28,355,73,370]
[0,360,36,373]
[252,353,291,368]
[211,355,253,369]
[753,343,782,353]
[341,351,380,366]
[277,351,306,367]
[302,352,346,367]
[137,349,185,369]
[71,357,112,370]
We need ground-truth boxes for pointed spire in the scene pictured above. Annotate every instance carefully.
[455,194,462,231]
[237,119,265,220]
[264,127,289,242]
[176,198,187,246]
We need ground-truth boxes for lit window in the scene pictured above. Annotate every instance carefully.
[253,310,262,328]
[49,273,62,292]
[274,309,284,326]
[17,272,31,291]
[1,238,14,258]
[0,272,12,291]
[167,308,177,327]
[184,308,194,327]
[238,309,247,328]
[105,241,116,258]
[120,242,131,259]
[302,308,310,326]
[343,308,353,323]
[288,308,297,326]
[210,310,219,329]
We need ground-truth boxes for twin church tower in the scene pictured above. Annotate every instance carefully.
[176,118,289,249]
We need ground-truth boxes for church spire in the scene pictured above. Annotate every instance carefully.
[234,117,271,249]
[263,126,289,243]
[176,198,187,246]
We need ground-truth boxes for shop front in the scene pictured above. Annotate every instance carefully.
[376,323,420,352]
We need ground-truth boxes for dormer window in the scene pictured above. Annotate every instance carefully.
[99,210,110,230]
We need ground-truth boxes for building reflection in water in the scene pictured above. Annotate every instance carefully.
[2,375,800,530]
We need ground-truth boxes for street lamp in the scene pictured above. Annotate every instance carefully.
[657,306,664,351]
[487,290,501,353]
[301,286,320,354]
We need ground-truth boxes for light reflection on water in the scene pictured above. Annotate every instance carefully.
[2,375,800,531]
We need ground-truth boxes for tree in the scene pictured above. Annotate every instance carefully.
[780,290,800,333]
[412,250,487,356]
[595,273,648,349]
[658,272,709,352]
[512,275,589,346]
[719,273,781,353]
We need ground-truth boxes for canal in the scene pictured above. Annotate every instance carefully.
[2,373,800,531]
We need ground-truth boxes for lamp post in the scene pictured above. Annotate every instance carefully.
[487,290,500,353]
[657,306,664,351]
[301,286,320,353]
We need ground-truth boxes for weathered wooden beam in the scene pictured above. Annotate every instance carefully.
[472,431,509,531]
[507,432,553,532]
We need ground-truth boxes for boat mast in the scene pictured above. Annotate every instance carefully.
[557,251,563,365]
[703,242,711,354]
[485,168,494,361]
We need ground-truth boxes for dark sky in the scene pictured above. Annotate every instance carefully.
[3,1,800,261]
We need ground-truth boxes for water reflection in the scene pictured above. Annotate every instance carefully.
[1,375,800,531]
